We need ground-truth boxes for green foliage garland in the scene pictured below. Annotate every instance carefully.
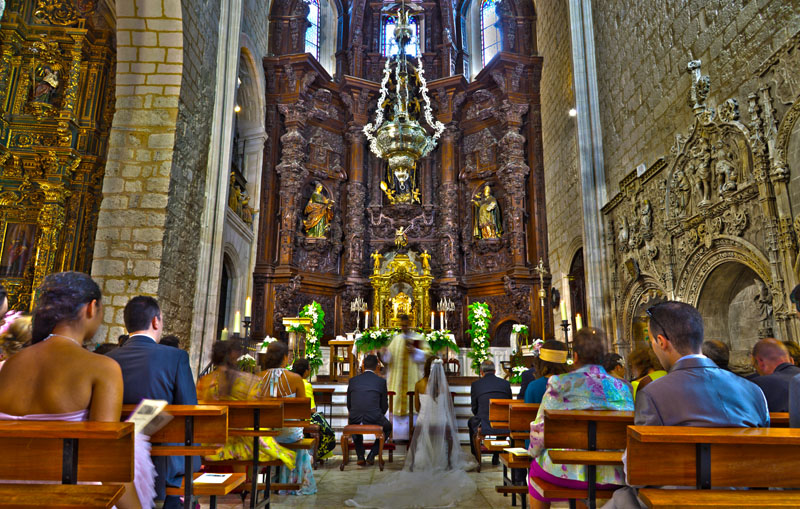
[425,330,458,355]
[466,301,493,374]
[356,328,396,353]
[299,301,325,376]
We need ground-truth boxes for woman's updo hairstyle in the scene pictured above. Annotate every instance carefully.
[211,341,231,367]
[263,340,288,369]
[31,271,102,343]
[572,327,608,366]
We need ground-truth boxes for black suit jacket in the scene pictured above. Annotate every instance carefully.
[347,370,388,424]
[517,367,536,400]
[470,373,512,433]
[752,363,800,412]
[107,335,198,496]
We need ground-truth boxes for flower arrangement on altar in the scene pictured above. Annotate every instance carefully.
[356,328,396,353]
[424,329,458,356]
[299,301,325,376]
[511,323,529,346]
[466,301,493,374]
[237,353,257,373]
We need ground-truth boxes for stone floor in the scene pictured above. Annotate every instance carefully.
[196,447,567,508]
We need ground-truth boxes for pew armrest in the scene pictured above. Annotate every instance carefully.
[548,450,624,466]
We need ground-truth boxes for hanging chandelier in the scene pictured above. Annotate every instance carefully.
[363,0,444,204]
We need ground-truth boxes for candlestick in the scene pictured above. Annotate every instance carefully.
[430,311,434,330]
[575,313,582,331]
[365,311,369,329]
[560,301,567,322]
[245,297,252,318]
[232,311,241,334]
[220,328,229,342]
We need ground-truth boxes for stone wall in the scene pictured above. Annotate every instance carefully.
[537,0,582,338]
[243,0,272,56]
[158,0,222,352]
[592,0,800,194]
[91,0,185,342]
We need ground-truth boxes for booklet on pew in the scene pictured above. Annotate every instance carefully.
[503,447,531,457]
[195,473,232,484]
[126,399,173,436]
[489,440,510,447]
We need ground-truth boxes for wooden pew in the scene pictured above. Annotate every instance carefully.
[121,404,238,509]
[494,403,539,507]
[0,421,134,508]
[531,410,632,509]
[627,426,800,508]
[508,402,539,444]
[769,412,789,427]
[473,398,515,471]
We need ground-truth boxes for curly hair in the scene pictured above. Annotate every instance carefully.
[31,272,101,343]
[263,340,288,369]
[0,315,31,356]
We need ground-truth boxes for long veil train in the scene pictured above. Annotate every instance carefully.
[345,359,477,508]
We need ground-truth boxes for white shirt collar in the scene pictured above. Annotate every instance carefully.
[130,333,157,343]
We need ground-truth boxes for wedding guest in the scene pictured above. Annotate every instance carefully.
[628,345,666,398]
[415,356,436,412]
[524,340,569,404]
[603,353,626,379]
[790,373,800,427]
[469,360,512,465]
[93,342,118,355]
[603,301,768,509]
[346,353,391,466]
[159,334,181,349]
[118,333,129,346]
[528,328,633,509]
[701,339,730,370]
[0,272,154,509]
[197,341,295,469]
[751,338,800,412]
[257,341,316,494]
[0,313,31,364]
[783,340,800,366]
[107,296,198,509]
[290,358,335,460]
[516,361,537,400]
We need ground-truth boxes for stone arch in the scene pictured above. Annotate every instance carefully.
[619,275,667,353]
[91,0,184,342]
[491,316,519,348]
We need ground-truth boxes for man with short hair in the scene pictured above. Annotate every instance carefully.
[701,339,730,370]
[751,338,800,412]
[346,354,391,465]
[604,301,768,509]
[107,296,198,509]
[468,360,512,464]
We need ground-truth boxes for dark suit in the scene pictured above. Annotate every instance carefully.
[790,374,800,428]
[468,373,512,455]
[347,370,391,459]
[751,362,800,412]
[517,367,536,400]
[107,335,198,507]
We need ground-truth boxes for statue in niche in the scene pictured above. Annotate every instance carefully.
[640,198,652,236]
[714,142,737,194]
[420,250,431,274]
[228,173,243,216]
[391,291,412,319]
[371,251,383,274]
[670,168,691,216]
[754,279,773,336]
[394,226,408,248]
[472,185,502,239]
[380,158,420,204]
[303,183,334,238]
[31,64,59,104]
[691,138,712,206]
[618,217,630,250]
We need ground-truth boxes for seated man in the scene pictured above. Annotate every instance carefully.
[604,301,769,509]
[108,296,198,509]
[701,339,730,371]
[468,360,512,465]
[790,373,800,428]
[516,361,536,400]
[347,354,391,465]
[751,338,800,412]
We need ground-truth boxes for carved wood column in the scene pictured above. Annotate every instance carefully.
[345,123,367,279]
[496,100,530,269]
[276,101,309,267]
[440,123,460,278]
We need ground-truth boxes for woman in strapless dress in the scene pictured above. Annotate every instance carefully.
[0,271,155,509]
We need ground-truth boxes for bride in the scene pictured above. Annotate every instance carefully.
[346,358,477,508]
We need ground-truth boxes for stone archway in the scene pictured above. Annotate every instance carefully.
[696,262,774,368]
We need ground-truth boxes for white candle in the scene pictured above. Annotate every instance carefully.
[245,297,252,318]
[440,312,444,331]
[431,311,435,329]
[365,311,369,329]
[560,301,567,322]
[575,313,582,331]
[233,311,241,334]
[375,311,380,328]
[220,328,229,342]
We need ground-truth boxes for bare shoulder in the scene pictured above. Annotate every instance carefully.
[284,370,303,383]
[82,349,122,378]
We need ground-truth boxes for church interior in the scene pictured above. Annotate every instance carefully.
[1,0,800,507]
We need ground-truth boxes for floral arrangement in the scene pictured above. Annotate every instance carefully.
[237,353,257,372]
[512,323,529,346]
[508,348,526,383]
[259,335,276,352]
[466,301,493,374]
[356,328,396,353]
[299,301,325,376]
[425,329,458,355]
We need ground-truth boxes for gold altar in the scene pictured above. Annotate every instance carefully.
[369,250,433,330]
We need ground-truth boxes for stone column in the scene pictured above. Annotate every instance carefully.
[345,123,367,279]
[439,123,461,278]
[496,101,530,269]
[276,101,309,267]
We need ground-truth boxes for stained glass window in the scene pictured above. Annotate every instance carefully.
[480,0,501,66]
[305,0,320,59]
[382,15,420,57]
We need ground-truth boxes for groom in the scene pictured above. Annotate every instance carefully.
[347,354,391,465]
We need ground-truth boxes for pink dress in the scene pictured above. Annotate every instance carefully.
[0,409,157,508]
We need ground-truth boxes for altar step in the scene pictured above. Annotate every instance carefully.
[313,382,521,444]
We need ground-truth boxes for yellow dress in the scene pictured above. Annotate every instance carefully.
[196,368,296,469]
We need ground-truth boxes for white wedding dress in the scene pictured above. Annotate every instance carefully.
[345,360,477,508]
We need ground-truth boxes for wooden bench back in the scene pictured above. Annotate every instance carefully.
[626,426,800,488]
[272,397,312,422]
[770,412,789,427]
[489,398,516,424]
[199,400,284,430]
[543,410,633,450]
[0,421,134,483]
[122,404,228,443]
[508,403,539,432]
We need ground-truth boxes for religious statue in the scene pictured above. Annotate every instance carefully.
[714,142,737,194]
[420,250,431,274]
[380,162,421,204]
[640,198,652,236]
[371,250,383,274]
[303,183,334,238]
[391,292,412,319]
[31,65,59,104]
[618,217,629,250]
[228,173,242,215]
[691,138,712,206]
[670,168,691,216]
[472,185,502,239]
[395,226,408,247]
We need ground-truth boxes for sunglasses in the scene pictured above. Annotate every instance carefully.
[645,306,671,344]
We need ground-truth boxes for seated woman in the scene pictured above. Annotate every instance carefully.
[528,328,634,509]
[289,358,335,461]
[257,341,317,495]
[524,340,569,404]
[414,356,436,413]
[0,313,31,369]
[628,345,667,398]
[603,353,626,379]
[0,272,155,509]
[196,341,295,469]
